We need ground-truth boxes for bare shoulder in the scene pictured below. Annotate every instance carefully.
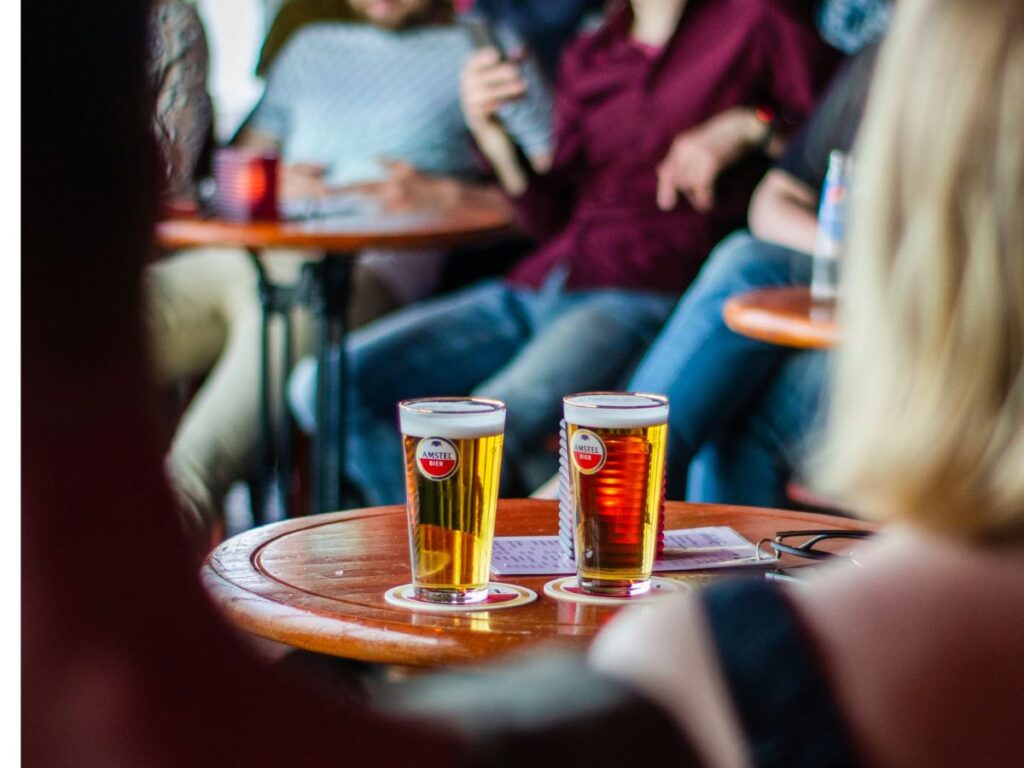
[791,531,1024,765]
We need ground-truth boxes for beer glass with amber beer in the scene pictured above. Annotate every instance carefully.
[563,393,669,596]
[399,398,506,603]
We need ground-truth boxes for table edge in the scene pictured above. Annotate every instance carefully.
[156,216,515,253]
[723,288,839,350]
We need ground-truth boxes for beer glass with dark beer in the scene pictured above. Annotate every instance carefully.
[563,393,669,596]
[399,398,506,603]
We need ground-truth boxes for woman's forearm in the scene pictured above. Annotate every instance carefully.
[749,170,819,255]
[472,122,530,197]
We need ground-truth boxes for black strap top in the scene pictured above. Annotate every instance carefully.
[701,579,859,768]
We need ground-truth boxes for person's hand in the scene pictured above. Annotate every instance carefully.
[460,48,527,133]
[350,161,466,213]
[656,107,765,213]
[459,49,532,196]
[278,162,331,203]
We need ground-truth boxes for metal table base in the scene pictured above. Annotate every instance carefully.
[250,251,354,521]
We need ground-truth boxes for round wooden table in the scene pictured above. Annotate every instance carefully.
[202,499,872,667]
[723,286,839,349]
[156,200,513,518]
[157,201,513,253]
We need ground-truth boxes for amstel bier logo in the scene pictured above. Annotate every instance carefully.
[415,436,459,480]
[570,429,606,474]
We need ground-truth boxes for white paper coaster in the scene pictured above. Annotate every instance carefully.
[384,582,537,613]
[542,576,688,606]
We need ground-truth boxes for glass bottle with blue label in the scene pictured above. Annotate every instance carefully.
[811,150,853,302]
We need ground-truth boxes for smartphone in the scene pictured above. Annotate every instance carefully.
[463,17,509,61]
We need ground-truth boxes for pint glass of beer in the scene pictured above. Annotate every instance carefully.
[563,393,669,596]
[398,397,506,604]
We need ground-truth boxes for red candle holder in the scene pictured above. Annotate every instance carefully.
[212,148,279,222]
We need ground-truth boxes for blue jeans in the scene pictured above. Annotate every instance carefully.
[687,350,829,506]
[289,273,675,505]
[627,231,824,506]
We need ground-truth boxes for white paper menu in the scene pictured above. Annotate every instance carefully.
[490,526,765,576]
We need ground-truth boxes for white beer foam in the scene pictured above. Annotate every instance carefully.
[399,398,506,439]
[563,392,669,429]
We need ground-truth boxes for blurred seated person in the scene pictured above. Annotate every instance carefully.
[234,0,551,309]
[591,2,1024,764]
[288,0,839,503]
[239,0,550,201]
[679,0,894,506]
[624,36,880,507]
[149,0,552,541]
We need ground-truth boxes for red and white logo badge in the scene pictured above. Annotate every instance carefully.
[415,437,459,480]
[570,429,606,474]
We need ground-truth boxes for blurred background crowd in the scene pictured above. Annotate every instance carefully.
[148,0,892,544]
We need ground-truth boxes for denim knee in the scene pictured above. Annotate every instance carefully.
[476,292,673,447]
[695,231,802,296]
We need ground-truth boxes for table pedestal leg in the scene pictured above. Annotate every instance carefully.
[303,256,353,515]
[250,251,298,523]
[278,306,294,513]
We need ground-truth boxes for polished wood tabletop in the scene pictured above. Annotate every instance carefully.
[724,286,839,349]
[202,499,872,667]
[156,197,513,253]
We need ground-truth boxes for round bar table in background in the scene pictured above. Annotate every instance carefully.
[723,286,839,349]
[202,499,874,667]
[157,200,513,519]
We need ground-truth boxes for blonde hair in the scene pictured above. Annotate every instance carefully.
[816,0,1024,541]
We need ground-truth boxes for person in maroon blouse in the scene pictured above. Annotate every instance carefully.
[479,0,837,294]
[288,0,839,502]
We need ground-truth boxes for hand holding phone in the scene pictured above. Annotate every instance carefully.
[460,20,528,133]
[459,17,531,195]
